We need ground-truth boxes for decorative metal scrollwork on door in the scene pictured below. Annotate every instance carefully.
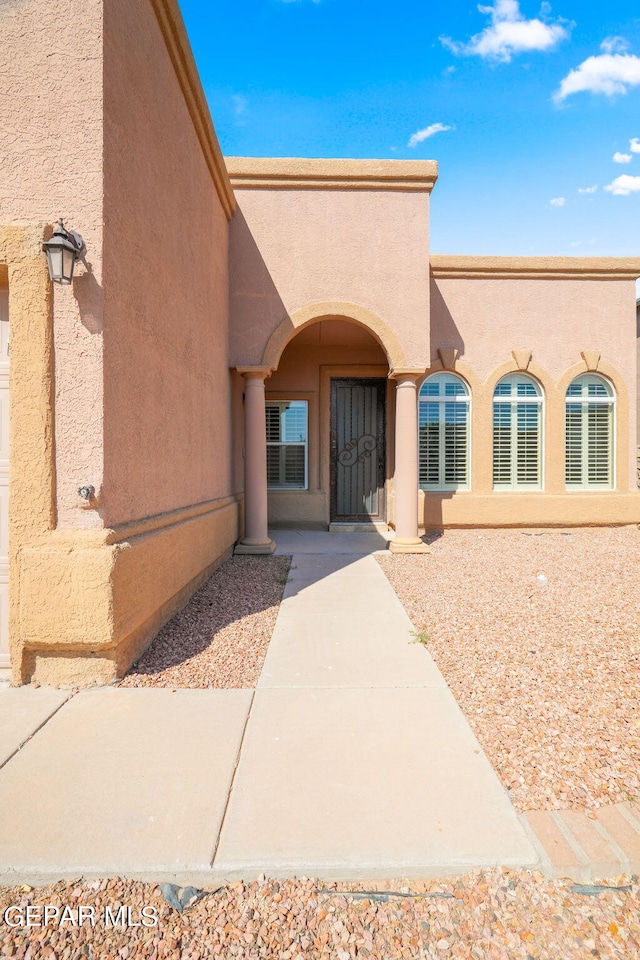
[338,434,377,467]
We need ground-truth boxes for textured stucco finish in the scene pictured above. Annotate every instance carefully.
[20,498,239,686]
[431,275,638,493]
[1,0,239,684]
[0,0,105,530]
[229,184,431,368]
[103,0,233,526]
[0,225,55,681]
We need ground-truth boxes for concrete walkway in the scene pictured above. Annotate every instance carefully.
[0,532,538,884]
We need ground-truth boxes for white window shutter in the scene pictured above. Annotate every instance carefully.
[565,375,614,489]
[419,374,470,490]
[492,375,543,490]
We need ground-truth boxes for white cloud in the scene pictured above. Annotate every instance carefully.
[577,185,598,193]
[604,175,640,195]
[549,196,566,207]
[440,1,570,64]
[630,137,640,152]
[232,95,248,116]
[554,51,640,101]
[408,123,453,147]
[569,238,597,247]
[600,36,629,55]
[613,151,632,163]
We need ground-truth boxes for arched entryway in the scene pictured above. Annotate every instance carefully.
[266,317,390,530]
[235,306,430,554]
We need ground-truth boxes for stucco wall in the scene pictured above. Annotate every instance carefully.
[102,0,233,526]
[431,275,638,491]
[229,187,431,368]
[0,0,104,529]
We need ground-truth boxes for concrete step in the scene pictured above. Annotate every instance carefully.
[328,522,390,534]
[522,800,640,880]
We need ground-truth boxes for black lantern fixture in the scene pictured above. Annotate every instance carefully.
[42,219,86,284]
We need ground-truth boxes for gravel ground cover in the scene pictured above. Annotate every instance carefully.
[378,528,640,812]
[1,870,638,959]
[120,556,290,689]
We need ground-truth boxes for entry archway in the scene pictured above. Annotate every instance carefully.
[266,315,390,529]
[262,300,407,371]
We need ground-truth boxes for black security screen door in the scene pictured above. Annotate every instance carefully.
[330,378,386,522]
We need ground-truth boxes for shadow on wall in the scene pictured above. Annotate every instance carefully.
[73,259,103,335]
[229,206,289,363]
[429,278,465,364]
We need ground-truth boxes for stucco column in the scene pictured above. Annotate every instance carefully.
[389,370,429,554]
[235,367,276,555]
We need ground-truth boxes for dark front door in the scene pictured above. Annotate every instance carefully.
[330,378,386,522]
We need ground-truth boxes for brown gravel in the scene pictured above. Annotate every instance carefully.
[378,527,640,812]
[120,556,290,689]
[1,870,639,958]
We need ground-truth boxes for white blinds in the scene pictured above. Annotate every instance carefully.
[492,376,542,489]
[419,374,470,490]
[565,376,614,488]
[266,400,308,489]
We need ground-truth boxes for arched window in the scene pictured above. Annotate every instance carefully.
[419,373,470,490]
[565,374,614,489]
[493,374,543,489]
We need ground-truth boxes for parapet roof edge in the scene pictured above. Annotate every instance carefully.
[225,157,439,192]
[431,255,640,281]
[149,0,236,220]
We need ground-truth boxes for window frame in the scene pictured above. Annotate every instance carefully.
[265,399,309,491]
[418,372,471,492]
[565,374,615,491]
[492,373,544,491]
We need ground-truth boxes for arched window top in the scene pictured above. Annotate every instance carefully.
[566,373,614,401]
[493,373,543,400]
[420,372,469,400]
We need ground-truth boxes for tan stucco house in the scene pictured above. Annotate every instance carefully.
[1,0,639,687]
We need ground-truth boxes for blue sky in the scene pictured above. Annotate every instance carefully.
[180,0,640,260]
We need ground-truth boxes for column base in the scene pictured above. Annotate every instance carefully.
[234,538,277,556]
[388,536,430,555]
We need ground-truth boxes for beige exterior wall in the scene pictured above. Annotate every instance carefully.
[426,259,640,527]
[0,0,105,531]
[227,159,436,370]
[0,0,240,685]
[102,0,233,525]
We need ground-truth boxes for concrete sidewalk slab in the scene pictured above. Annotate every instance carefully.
[260,556,445,689]
[258,613,446,688]
[0,687,70,767]
[214,686,538,879]
[0,688,251,884]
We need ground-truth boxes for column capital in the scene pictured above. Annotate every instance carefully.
[388,368,425,383]
[236,365,274,380]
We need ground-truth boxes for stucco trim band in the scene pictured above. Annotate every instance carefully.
[421,492,640,529]
[225,158,439,192]
[147,0,235,219]
[18,496,240,686]
[430,256,640,280]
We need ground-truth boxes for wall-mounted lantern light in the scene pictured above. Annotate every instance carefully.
[42,219,86,284]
